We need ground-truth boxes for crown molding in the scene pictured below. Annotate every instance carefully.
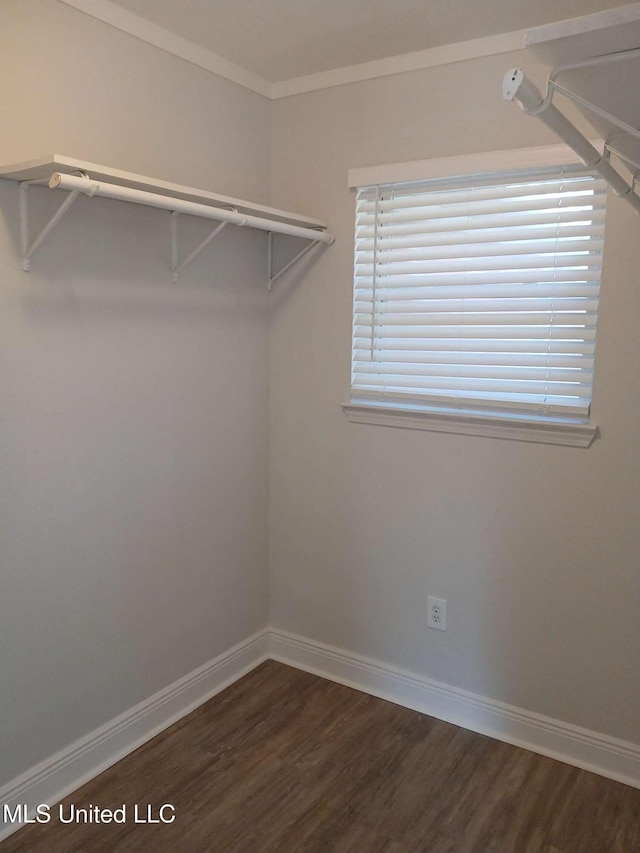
[270,30,527,99]
[57,0,527,100]
[56,0,272,97]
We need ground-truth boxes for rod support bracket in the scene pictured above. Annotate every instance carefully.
[502,68,546,113]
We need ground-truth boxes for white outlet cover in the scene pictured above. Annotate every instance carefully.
[428,596,447,631]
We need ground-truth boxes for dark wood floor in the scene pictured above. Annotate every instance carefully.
[2,660,639,852]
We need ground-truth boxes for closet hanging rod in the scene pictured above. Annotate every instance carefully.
[49,172,335,245]
[502,68,640,216]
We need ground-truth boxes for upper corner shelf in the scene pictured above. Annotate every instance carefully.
[524,4,640,64]
[525,2,640,162]
[502,3,640,216]
[0,154,327,228]
[0,155,334,284]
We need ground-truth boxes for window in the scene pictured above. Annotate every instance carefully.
[346,155,607,447]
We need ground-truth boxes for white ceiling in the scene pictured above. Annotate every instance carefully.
[107,0,639,82]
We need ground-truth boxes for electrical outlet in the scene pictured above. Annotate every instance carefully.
[427,596,447,631]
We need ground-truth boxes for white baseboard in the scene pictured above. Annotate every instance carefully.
[268,627,640,790]
[0,630,269,843]
[3,624,637,845]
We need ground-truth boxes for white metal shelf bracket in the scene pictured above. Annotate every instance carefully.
[267,231,322,291]
[171,211,227,283]
[19,179,82,271]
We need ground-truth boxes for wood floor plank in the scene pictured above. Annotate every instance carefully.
[1,661,638,853]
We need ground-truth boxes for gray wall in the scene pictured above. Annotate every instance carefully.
[269,51,640,744]
[0,0,270,785]
[2,0,639,792]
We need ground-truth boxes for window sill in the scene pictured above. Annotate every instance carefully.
[342,402,598,448]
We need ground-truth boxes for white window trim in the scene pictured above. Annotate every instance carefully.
[347,142,603,189]
[345,143,604,447]
[342,402,598,447]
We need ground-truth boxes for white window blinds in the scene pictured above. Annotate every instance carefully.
[352,164,607,421]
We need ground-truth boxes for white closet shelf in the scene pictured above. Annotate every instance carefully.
[525,4,640,63]
[503,3,640,216]
[0,155,334,284]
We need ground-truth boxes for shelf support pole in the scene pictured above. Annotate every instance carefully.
[171,211,178,280]
[20,180,80,271]
[171,213,227,283]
